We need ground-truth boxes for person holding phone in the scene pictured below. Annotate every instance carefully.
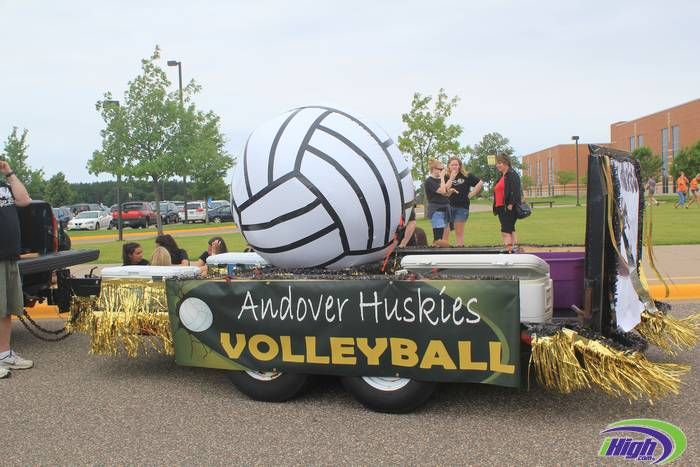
[445,156,483,247]
[424,159,454,243]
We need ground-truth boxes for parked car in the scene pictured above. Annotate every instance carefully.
[67,210,112,230]
[209,199,230,209]
[110,201,156,229]
[68,203,102,216]
[173,201,185,221]
[184,201,207,223]
[17,201,99,312]
[52,207,73,229]
[206,204,235,223]
[158,201,180,224]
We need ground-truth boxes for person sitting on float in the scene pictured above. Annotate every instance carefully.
[155,234,189,265]
[150,246,172,266]
[195,236,228,273]
[122,242,149,266]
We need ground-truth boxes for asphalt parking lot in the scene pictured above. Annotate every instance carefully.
[2,303,698,465]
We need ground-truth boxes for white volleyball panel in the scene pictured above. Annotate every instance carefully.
[242,204,334,250]
[232,105,414,268]
[260,229,344,269]
[237,177,317,226]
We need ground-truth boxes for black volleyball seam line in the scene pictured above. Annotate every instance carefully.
[398,167,410,179]
[268,108,303,185]
[316,240,394,268]
[240,198,323,232]
[313,252,347,269]
[295,172,350,253]
[248,223,337,253]
[242,134,253,198]
[294,110,333,172]
[317,124,391,246]
[237,172,298,213]
[382,138,394,148]
[402,201,414,211]
[313,106,405,233]
[305,145,374,250]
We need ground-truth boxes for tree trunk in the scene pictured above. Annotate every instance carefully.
[153,177,163,235]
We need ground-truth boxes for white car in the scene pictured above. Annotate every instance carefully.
[183,201,207,223]
[67,210,112,230]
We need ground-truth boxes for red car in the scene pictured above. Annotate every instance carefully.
[111,201,156,229]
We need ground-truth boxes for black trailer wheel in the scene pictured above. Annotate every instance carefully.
[227,370,309,402]
[341,376,436,413]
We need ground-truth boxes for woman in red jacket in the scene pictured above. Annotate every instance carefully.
[492,154,522,253]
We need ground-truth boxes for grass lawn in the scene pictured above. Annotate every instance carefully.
[77,196,697,263]
[67,221,232,238]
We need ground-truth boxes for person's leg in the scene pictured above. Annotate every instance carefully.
[432,227,444,242]
[0,316,10,353]
[442,225,451,243]
[454,221,465,246]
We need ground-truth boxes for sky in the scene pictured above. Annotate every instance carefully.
[1,0,699,183]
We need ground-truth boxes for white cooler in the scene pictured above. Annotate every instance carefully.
[100,265,202,279]
[400,254,553,324]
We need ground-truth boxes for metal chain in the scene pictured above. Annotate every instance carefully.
[17,310,73,342]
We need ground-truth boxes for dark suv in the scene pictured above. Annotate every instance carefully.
[17,201,100,311]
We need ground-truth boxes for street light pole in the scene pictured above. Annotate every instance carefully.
[104,99,124,241]
[572,135,580,206]
[167,59,187,222]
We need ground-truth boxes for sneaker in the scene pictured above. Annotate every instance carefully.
[0,367,9,379]
[0,350,33,370]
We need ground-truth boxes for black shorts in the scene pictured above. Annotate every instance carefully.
[497,207,517,233]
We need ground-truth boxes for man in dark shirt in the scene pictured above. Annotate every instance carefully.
[0,159,33,378]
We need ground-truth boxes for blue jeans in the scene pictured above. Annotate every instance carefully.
[677,191,686,206]
[431,210,448,228]
[450,206,469,222]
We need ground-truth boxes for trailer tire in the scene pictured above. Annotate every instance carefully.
[341,376,436,413]
[227,370,309,402]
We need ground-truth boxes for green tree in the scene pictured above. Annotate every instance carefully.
[631,146,663,181]
[398,89,467,181]
[671,140,700,179]
[2,127,46,199]
[44,172,75,206]
[185,110,235,220]
[89,46,203,234]
[556,170,576,194]
[467,132,519,187]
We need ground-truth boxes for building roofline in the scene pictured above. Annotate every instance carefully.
[611,97,700,127]
[522,142,611,158]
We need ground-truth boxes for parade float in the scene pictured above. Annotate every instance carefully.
[68,107,699,413]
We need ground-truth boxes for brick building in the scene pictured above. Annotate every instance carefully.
[521,143,598,198]
[610,98,700,192]
[523,98,700,195]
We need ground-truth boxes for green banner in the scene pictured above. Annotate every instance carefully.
[167,279,521,387]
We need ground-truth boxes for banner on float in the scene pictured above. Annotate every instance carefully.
[610,158,644,331]
[166,279,521,387]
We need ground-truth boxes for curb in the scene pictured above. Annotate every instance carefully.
[649,284,700,301]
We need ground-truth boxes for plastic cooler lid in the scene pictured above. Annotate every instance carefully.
[206,252,267,266]
[101,265,202,278]
[400,254,550,278]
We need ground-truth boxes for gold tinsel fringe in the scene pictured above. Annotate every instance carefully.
[530,329,589,393]
[636,311,700,355]
[67,279,173,357]
[530,328,690,402]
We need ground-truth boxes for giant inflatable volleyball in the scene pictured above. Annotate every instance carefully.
[231,106,415,269]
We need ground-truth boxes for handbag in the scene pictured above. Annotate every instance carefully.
[515,202,532,219]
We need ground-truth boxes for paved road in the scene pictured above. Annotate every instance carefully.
[2,303,698,465]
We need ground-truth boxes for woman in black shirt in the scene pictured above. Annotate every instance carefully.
[446,156,483,247]
[122,242,149,266]
[155,234,189,265]
[424,159,453,243]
